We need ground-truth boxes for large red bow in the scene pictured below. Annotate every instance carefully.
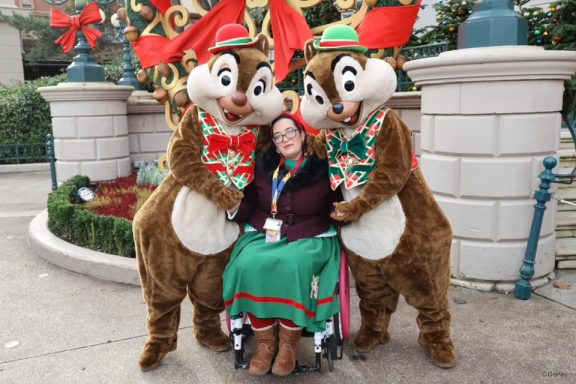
[51,3,103,53]
[207,131,256,156]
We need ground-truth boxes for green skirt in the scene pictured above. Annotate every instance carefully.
[223,229,340,332]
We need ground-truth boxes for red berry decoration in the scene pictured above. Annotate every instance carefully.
[554,36,562,43]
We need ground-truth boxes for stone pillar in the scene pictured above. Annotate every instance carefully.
[126,90,172,165]
[39,83,134,183]
[386,92,422,157]
[404,46,576,292]
[0,0,24,85]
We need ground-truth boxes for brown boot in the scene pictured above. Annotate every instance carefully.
[271,323,302,376]
[138,336,177,371]
[249,325,278,376]
[418,330,458,369]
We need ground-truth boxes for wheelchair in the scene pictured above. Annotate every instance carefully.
[226,250,350,373]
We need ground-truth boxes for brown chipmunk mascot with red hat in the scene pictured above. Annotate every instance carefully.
[301,25,457,368]
[133,24,283,371]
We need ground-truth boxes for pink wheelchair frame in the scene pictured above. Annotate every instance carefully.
[226,250,350,373]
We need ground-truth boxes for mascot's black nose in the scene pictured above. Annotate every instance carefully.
[332,103,344,114]
[231,91,248,107]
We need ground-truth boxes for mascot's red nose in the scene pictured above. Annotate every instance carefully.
[231,91,248,107]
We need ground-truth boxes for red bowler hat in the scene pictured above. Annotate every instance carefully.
[208,24,259,54]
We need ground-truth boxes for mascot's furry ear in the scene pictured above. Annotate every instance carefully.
[255,34,270,57]
[304,39,317,63]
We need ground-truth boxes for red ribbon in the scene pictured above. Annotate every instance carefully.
[207,131,256,156]
[132,0,245,68]
[50,3,103,53]
[357,0,422,49]
[269,0,312,83]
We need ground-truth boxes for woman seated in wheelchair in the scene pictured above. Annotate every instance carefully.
[223,112,342,376]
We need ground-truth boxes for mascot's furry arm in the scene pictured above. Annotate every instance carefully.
[331,110,413,223]
[167,105,244,211]
[306,131,328,159]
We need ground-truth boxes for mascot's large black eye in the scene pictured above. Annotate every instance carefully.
[218,68,232,87]
[253,79,266,96]
[306,83,313,95]
[315,95,324,105]
[341,69,357,93]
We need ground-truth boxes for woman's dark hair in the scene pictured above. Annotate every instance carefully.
[270,112,307,154]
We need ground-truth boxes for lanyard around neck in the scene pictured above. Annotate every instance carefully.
[270,155,304,217]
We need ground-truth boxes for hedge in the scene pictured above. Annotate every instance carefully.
[47,175,135,258]
[0,75,65,163]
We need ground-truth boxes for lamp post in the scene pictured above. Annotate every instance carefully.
[111,0,139,88]
[458,0,528,49]
[45,0,114,82]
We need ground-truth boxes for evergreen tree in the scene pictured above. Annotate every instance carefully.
[416,0,532,49]
[522,1,575,119]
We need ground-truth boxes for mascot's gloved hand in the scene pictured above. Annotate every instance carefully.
[305,131,327,160]
[331,200,367,223]
[215,188,244,211]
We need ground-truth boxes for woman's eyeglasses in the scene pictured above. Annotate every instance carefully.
[272,127,299,144]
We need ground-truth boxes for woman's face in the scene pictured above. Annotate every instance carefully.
[272,118,305,161]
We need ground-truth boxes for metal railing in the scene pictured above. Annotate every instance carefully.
[515,110,576,300]
[396,42,450,92]
[0,142,49,164]
[0,134,58,191]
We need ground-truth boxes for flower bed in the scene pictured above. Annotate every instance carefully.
[47,175,156,258]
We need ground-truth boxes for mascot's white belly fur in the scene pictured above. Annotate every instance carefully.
[172,186,239,254]
[341,186,405,260]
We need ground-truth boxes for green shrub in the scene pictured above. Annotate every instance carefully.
[137,162,168,186]
[47,175,136,258]
[0,75,64,164]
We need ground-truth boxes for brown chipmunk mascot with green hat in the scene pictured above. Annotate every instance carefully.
[133,24,283,371]
[301,25,457,368]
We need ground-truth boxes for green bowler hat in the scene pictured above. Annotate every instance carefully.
[208,24,258,54]
[314,25,368,53]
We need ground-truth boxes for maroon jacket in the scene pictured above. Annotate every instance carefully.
[233,149,343,242]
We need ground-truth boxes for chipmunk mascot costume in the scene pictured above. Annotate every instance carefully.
[133,24,283,371]
[300,25,457,368]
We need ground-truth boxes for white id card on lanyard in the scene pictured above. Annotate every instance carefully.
[264,217,282,243]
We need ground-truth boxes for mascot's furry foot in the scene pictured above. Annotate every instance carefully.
[195,325,230,352]
[138,337,177,371]
[418,331,458,369]
[353,325,390,353]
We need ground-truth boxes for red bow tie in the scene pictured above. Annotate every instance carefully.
[207,131,256,156]
[50,3,103,53]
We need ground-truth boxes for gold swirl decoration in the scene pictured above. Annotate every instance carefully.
[336,0,356,9]
[181,50,197,74]
[130,0,143,13]
[162,5,191,39]
[191,0,210,16]
[282,90,300,115]
[246,0,269,8]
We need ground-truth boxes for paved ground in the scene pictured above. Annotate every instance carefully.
[1,171,575,384]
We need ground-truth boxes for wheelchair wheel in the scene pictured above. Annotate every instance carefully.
[339,250,351,340]
[327,347,334,371]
